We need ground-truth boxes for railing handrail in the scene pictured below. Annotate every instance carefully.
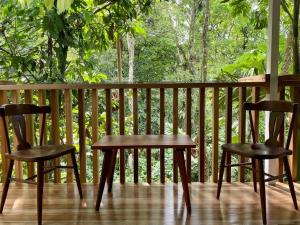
[0,81,267,90]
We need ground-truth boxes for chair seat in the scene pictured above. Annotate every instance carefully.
[6,145,75,162]
[222,143,292,159]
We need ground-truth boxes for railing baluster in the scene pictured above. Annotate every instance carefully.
[186,88,192,183]
[12,90,22,180]
[251,87,260,183]
[25,90,35,178]
[212,87,219,183]
[92,89,99,184]
[160,88,165,183]
[0,90,8,182]
[238,87,246,182]
[252,87,260,140]
[278,87,285,182]
[225,87,233,183]
[78,89,86,183]
[133,88,139,183]
[119,89,125,184]
[146,88,152,184]
[50,90,61,183]
[199,88,205,182]
[173,88,178,183]
[38,90,48,182]
[64,89,73,183]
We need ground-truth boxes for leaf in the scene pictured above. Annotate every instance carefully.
[18,0,30,7]
[57,0,74,14]
[44,0,54,10]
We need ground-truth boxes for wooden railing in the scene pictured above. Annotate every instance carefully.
[0,78,298,184]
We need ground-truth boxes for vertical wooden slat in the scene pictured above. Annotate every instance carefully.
[12,90,22,180]
[173,88,178,183]
[105,89,112,134]
[0,90,8,182]
[38,90,48,182]
[25,90,34,178]
[238,87,246,182]
[278,87,285,181]
[212,88,219,183]
[292,87,300,180]
[133,89,139,183]
[186,88,192,183]
[225,87,232,183]
[64,89,73,183]
[50,90,61,183]
[146,88,152,184]
[160,88,165,183]
[199,88,205,182]
[119,89,125,184]
[92,89,99,184]
[251,87,260,183]
[252,87,260,140]
[78,89,86,183]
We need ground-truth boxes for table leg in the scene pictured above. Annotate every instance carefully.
[96,150,113,211]
[107,149,118,193]
[176,149,191,213]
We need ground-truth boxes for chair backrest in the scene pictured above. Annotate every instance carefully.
[244,100,297,149]
[0,104,51,153]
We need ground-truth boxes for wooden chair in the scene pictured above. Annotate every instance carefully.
[0,104,83,225]
[216,100,298,225]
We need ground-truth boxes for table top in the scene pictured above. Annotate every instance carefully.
[92,134,196,149]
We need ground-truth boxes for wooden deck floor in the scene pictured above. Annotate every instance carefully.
[0,182,299,225]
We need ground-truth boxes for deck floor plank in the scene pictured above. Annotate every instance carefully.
[0,183,299,225]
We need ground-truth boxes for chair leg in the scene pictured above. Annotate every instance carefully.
[0,159,14,213]
[37,161,44,225]
[95,150,113,211]
[283,156,298,210]
[176,149,191,214]
[252,158,257,192]
[216,151,226,200]
[71,152,83,199]
[258,159,267,225]
[107,149,117,193]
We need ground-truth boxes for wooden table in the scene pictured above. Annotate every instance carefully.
[92,134,196,213]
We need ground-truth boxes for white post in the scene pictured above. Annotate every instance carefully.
[265,0,280,179]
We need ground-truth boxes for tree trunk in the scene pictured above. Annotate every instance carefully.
[282,29,293,74]
[127,33,135,82]
[201,0,210,82]
[116,36,123,81]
